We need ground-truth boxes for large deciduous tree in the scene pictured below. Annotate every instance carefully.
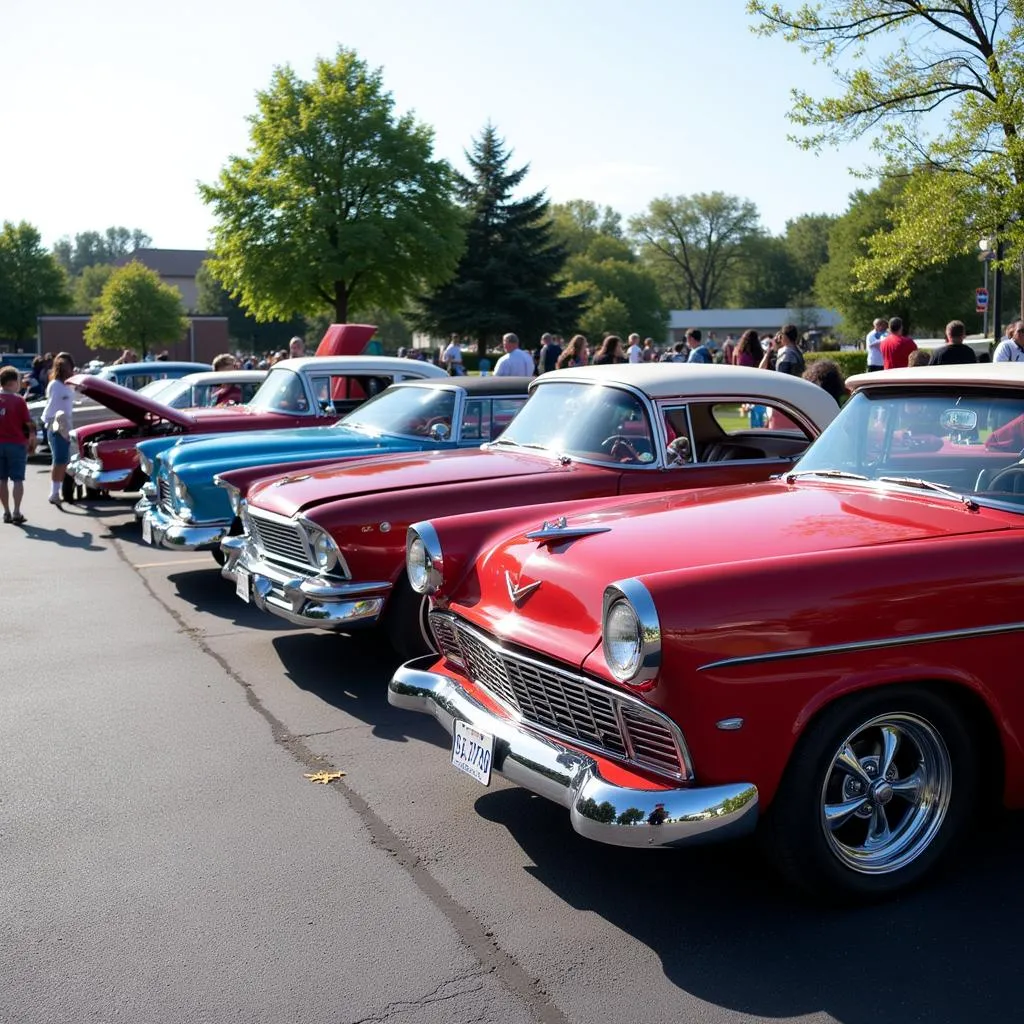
[52,227,151,275]
[631,193,761,309]
[415,124,583,355]
[748,0,1024,317]
[0,221,70,343]
[200,48,464,325]
[195,264,307,350]
[84,262,189,352]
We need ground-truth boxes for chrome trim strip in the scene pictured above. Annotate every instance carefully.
[433,612,693,781]
[699,620,1024,672]
[389,656,758,849]
[525,522,613,543]
[407,521,443,594]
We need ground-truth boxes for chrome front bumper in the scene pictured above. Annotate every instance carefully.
[389,657,759,849]
[221,537,391,629]
[144,503,229,551]
[133,483,155,521]
[70,456,133,492]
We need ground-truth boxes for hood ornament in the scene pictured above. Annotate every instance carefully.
[505,571,541,606]
[526,515,612,546]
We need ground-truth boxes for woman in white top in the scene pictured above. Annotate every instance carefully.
[43,352,75,507]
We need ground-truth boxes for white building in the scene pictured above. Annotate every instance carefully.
[666,308,842,347]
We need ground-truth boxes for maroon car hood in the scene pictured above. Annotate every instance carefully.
[69,374,195,427]
[247,447,601,518]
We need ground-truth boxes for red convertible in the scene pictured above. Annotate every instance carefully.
[391,363,1024,899]
[221,364,840,656]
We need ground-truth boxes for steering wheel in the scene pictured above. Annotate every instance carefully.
[600,434,643,463]
[983,463,1024,493]
[412,416,450,437]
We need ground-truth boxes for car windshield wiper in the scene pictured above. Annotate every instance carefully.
[487,438,551,451]
[876,476,977,508]
[785,468,869,483]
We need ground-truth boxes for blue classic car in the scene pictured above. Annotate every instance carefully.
[139,376,530,561]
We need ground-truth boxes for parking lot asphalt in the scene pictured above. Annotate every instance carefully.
[2,461,1021,1024]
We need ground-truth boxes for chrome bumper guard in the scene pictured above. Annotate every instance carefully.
[145,503,228,551]
[70,456,133,491]
[221,538,391,629]
[389,657,759,849]
[134,483,156,521]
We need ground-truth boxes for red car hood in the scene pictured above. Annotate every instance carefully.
[454,481,1009,665]
[70,375,195,427]
[247,447,598,518]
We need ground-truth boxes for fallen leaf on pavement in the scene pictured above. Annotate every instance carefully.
[304,771,345,784]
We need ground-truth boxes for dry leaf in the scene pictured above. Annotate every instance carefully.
[304,771,345,784]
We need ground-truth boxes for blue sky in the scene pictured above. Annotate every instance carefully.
[4,0,879,251]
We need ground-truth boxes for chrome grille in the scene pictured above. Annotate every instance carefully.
[431,613,688,780]
[158,477,171,511]
[247,509,311,568]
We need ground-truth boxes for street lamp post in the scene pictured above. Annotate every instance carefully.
[979,238,994,337]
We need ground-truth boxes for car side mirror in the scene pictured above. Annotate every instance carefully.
[429,422,450,441]
[319,400,336,415]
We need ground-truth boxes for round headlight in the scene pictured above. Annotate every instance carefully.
[138,451,153,476]
[602,580,661,686]
[604,600,642,679]
[171,473,189,506]
[312,530,338,571]
[406,523,443,594]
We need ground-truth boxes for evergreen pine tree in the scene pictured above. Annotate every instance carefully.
[415,124,582,358]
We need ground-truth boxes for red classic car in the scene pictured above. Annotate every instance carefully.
[389,363,1024,899]
[67,352,446,496]
[221,364,840,656]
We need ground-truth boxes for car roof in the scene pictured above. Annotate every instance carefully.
[176,370,268,385]
[100,361,211,376]
[274,355,447,377]
[848,362,1024,391]
[392,376,530,396]
[534,363,839,422]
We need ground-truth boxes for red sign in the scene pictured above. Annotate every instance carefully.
[976,287,989,306]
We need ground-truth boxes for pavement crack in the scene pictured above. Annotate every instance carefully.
[112,530,570,1024]
[344,970,488,1023]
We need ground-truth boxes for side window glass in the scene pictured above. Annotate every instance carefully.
[661,405,693,464]
[490,398,526,440]
[460,399,488,441]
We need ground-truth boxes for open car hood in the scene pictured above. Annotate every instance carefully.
[68,374,195,428]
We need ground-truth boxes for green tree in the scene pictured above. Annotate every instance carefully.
[200,47,463,325]
[0,221,71,343]
[631,193,762,309]
[195,263,306,350]
[748,1,1024,302]
[53,227,151,275]
[415,124,583,355]
[549,199,624,257]
[84,261,189,352]
[728,233,798,307]
[73,263,115,313]
[784,213,836,294]
[815,177,980,335]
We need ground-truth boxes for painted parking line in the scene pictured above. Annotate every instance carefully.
[132,557,215,569]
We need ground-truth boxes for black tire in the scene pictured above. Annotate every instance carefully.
[211,547,226,567]
[85,486,103,500]
[386,579,436,661]
[763,686,978,901]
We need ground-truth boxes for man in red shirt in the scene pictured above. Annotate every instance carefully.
[0,364,35,524]
[880,316,918,369]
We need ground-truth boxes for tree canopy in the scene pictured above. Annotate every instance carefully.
[0,221,70,343]
[52,227,151,276]
[748,0,1024,304]
[84,262,189,352]
[200,47,464,324]
[415,124,582,353]
[195,263,306,350]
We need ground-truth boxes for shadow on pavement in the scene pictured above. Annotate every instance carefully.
[15,522,105,551]
[271,631,449,749]
[473,787,1023,1023]
[167,568,285,631]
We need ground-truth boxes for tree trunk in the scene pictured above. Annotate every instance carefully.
[333,282,349,323]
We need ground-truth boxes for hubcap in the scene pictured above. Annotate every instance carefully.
[819,712,952,875]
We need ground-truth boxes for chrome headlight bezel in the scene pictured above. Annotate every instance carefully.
[406,522,443,594]
[138,451,153,476]
[310,529,338,572]
[170,472,191,510]
[602,579,661,686]
[214,475,241,515]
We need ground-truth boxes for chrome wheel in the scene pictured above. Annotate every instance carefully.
[820,712,952,875]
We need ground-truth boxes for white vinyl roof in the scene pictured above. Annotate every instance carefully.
[848,362,1024,391]
[177,370,268,385]
[534,363,840,428]
[278,356,447,377]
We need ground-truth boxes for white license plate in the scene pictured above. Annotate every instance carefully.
[142,517,153,545]
[451,720,494,786]
[235,567,251,604]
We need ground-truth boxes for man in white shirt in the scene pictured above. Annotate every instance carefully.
[994,321,1024,362]
[442,335,464,375]
[494,333,535,376]
[865,317,887,371]
[626,333,643,363]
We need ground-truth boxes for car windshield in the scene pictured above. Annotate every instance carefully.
[247,368,310,413]
[341,386,456,438]
[139,379,186,403]
[791,389,1024,505]
[495,381,655,464]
